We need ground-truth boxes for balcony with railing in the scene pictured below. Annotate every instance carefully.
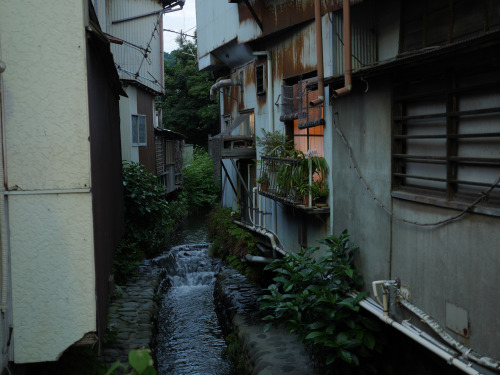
[257,156,330,214]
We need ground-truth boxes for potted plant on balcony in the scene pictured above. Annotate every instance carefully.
[295,178,312,206]
[256,129,293,157]
[311,179,329,206]
[257,174,270,192]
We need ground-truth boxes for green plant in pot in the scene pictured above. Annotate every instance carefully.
[257,174,270,191]
[311,179,329,205]
[256,129,293,157]
[295,178,311,205]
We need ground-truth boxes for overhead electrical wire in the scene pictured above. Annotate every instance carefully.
[333,112,500,227]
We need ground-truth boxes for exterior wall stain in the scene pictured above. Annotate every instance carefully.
[238,0,345,40]
[273,23,317,80]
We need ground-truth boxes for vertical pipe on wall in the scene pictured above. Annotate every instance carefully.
[310,0,325,106]
[253,51,277,233]
[0,60,8,312]
[333,0,352,98]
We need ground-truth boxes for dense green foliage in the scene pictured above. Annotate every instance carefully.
[161,39,219,147]
[115,162,187,283]
[260,231,380,374]
[207,206,263,281]
[179,147,220,213]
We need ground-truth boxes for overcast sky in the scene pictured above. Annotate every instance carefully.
[163,0,197,53]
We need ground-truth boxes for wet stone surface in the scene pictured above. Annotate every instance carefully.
[215,268,318,375]
[102,262,160,366]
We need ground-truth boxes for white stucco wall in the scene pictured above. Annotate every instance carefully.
[9,193,96,363]
[0,0,97,363]
[0,2,92,192]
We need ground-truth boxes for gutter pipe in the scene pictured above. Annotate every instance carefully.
[351,293,483,375]
[310,0,325,106]
[332,0,352,98]
[253,51,278,233]
[399,298,500,372]
[210,78,241,100]
[244,254,274,264]
[0,61,8,312]
[233,219,286,257]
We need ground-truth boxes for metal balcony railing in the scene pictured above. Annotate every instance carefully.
[258,156,304,206]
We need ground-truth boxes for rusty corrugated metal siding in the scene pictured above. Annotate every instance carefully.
[238,0,347,39]
[331,0,377,77]
[108,0,164,95]
[273,21,318,80]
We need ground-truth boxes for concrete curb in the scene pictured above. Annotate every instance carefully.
[215,268,318,375]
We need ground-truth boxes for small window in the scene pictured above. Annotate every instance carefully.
[132,114,146,146]
[256,65,265,95]
[392,65,500,213]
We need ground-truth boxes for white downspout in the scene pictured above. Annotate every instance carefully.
[0,60,8,313]
[253,51,277,234]
[351,293,484,375]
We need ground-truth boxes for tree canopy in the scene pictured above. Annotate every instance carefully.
[161,38,219,148]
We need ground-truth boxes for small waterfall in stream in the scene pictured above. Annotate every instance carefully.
[153,220,234,375]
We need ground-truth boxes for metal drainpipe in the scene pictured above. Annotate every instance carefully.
[253,51,277,233]
[310,0,325,106]
[332,0,352,98]
[210,78,241,100]
[353,295,483,375]
[0,60,8,313]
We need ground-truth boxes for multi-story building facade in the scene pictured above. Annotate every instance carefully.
[197,0,500,373]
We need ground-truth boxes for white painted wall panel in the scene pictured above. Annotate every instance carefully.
[10,193,96,363]
[0,1,91,192]
[0,0,98,364]
[196,0,239,59]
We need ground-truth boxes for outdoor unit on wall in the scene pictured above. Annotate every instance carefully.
[331,0,377,77]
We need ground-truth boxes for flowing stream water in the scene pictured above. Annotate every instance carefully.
[153,217,234,375]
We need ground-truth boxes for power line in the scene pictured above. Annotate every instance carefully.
[163,29,195,38]
[332,112,500,227]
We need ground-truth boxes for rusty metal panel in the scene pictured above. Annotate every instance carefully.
[237,0,359,44]
[272,21,318,80]
[331,0,377,77]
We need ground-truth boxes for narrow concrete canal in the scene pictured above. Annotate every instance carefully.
[153,217,234,375]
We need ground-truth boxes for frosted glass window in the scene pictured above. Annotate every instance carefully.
[132,114,147,146]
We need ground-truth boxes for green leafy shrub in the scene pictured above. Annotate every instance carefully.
[122,161,171,256]
[207,206,262,281]
[260,230,380,374]
[106,348,156,375]
[180,147,220,213]
[115,162,188,284]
